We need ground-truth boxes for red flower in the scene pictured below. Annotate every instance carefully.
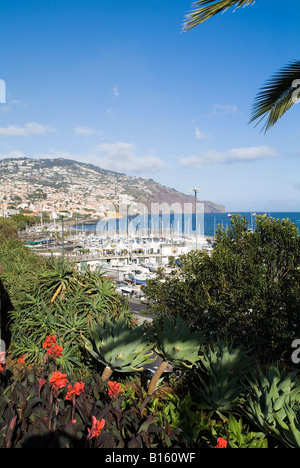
[43,335,57,348]
[46,344,64,358]
[0,364,3,372]
[65,381,85,401]
[43,335,64,359]
[107,381,122,398]
[18,354,26,364]
[215,437,228,449]
[87,416,105,439]
[49,371,69,390]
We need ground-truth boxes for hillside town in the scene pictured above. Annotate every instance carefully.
[0,158,224,220]
[0,157,147,219]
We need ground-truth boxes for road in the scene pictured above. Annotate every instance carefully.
[127,297,153,322]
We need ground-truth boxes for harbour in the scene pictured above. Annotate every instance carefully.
[21,211,300,301]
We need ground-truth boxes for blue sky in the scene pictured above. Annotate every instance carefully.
[0,0,300,211]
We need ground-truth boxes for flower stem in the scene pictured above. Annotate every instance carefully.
[101,366,113,382]
[148,361,169,395]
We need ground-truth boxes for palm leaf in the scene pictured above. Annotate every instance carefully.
[183,0,257,31]
[249,61,300,132]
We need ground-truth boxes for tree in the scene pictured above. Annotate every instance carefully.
[0,218,18,241]
[183,1,300,132]
[143,215,300,364]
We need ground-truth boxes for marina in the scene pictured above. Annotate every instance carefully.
[22,211,300,300]
[22,213,216,301]
[24,231,214,293]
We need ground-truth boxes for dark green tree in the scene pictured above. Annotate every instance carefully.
[0,218,18,241]
[143,215,300,364]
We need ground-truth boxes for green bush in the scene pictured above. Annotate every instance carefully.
[1,247,133,374]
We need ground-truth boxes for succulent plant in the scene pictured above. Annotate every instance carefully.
[148,314,205,395]
[83,315,155,381]
[194,339,254,415]
[243,364,300,448]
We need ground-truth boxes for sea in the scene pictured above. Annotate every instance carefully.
[75,212,300,238]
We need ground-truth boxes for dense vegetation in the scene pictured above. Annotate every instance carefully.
[1,215,300,448]
[144,215,300,365]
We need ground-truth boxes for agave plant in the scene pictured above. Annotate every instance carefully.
[83,315,155,381]
[148,315,205,395]
[193,339,254,416]
[243,365,300,448]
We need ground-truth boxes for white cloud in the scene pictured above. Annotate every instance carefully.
[180,146,278,168]
[206,103,240,119]
[195,126,211,140]
[92,142,165,174]
[0,126,27,137]
[0,99,22,114]
[106,107,114,120]
[0,150,29,159]
[74,126,102,136]
[0,122,55,137]
[112,86,120,98]
[0,141,165,175]
[25,122,56,135]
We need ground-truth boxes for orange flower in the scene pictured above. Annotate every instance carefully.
[215,437,228,449]
[49,371,69,389]
[87,416,105,439]
[43,335,57,348]
[107,381,122,398]
[46,344,64,358]
[43,335,64,359]
[65,381,85,401]
[18,354,26,364]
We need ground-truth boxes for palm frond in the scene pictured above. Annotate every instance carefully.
[183,0,257,31]
[249,61,300,133]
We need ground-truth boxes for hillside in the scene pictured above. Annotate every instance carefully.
[0,157,225,216]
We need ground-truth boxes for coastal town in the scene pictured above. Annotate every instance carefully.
[0,157,225,220]
[0,157,145,219]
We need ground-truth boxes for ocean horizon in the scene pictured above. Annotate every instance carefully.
[74,212,300,238]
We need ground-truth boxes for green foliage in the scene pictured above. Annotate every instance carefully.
[0,367,185,449]
[123,389,268,448]
[243,365,300,448]
[0,218,18,242]
[143,215,300,364]
[84,315,155,375]
[182,1,298,132]
[218,413,268,449]
[152,314,205,369]
[183,0,256,31]
[0,239,132,373]
[193,339,254,416]
[11,214,41,231]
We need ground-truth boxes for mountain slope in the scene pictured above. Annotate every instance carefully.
[0,157,225,214]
